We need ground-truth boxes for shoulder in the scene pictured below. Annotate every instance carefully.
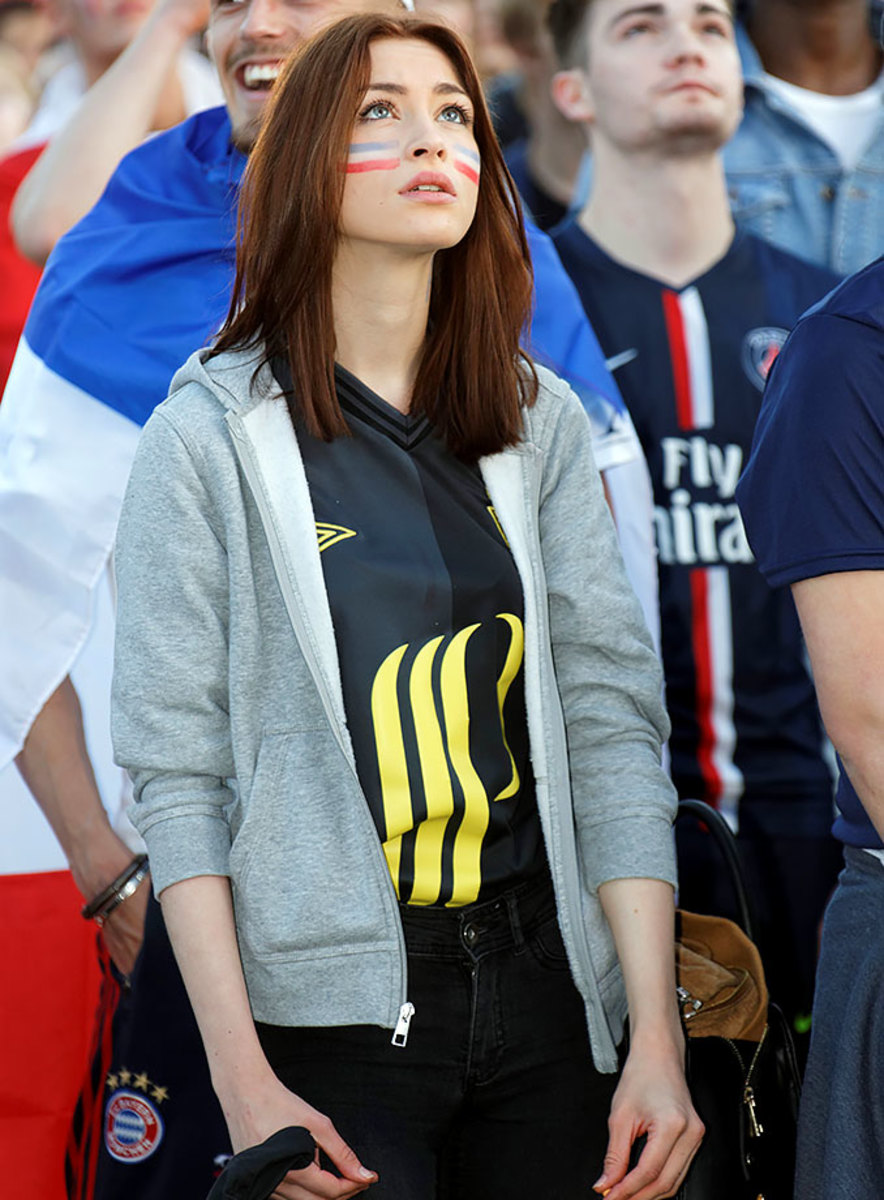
[522,362,590,448]
[737,231,841,300]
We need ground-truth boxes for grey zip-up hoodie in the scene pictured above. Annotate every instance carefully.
[112,347,677,1074]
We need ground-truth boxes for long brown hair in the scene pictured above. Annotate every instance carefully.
[212,13,537,461]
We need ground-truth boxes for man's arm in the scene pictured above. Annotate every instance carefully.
[11,0,209,265]
[14,676,148,973]
[792,570,884,840]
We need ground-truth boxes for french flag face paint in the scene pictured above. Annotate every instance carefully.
[453,145,480,186]
[347,140,401,174]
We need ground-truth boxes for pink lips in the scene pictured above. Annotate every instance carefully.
[399,170,457,199]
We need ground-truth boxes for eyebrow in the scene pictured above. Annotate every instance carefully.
[608,2,732,27]
[365,81,470,98]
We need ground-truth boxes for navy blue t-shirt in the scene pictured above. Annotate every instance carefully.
[552,224,838,835]
[737,256,884,849]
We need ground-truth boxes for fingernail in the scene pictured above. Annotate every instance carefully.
[359,1167,376,1180]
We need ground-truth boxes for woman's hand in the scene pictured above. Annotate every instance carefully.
[221,1073,378,1200]
[593,1030,703,1200]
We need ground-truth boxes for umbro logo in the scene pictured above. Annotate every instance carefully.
[316,522,357,552]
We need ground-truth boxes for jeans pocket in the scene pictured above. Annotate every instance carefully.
[526,913,571,972]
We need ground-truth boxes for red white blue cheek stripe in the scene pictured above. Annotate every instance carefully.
[347,140,401,173]
[454,145,480,185]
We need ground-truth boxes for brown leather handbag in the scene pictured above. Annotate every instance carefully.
[675,801,802,1200]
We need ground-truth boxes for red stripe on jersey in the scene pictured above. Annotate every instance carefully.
[86,953,120,1198]
[662,290,694,430]
[690,568,722,804]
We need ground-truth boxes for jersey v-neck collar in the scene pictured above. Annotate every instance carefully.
[334,363,433,453]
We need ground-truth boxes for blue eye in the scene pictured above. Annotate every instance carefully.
[440,103,472,125]
[360,101,394,121]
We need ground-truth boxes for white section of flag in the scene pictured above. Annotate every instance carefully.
[679,287,714,430]
[0,336,141,766]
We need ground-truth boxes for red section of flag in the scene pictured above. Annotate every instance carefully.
[0,143,44,395]
[662,289,694,431]
[0,870,101,1198]
[454,160,479,185]
[690,569,722,804]
[345,158,401,173]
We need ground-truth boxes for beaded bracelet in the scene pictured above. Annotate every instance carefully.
[81,854,149,925]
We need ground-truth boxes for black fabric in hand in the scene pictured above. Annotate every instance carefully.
[206,1126,316,1200]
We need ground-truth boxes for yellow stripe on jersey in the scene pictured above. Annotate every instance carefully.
[370,643,411,885]
[409,637,453,906]
[494,613,523,802]
[369,615,526,906]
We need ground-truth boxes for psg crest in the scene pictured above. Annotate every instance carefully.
[741,327,788,391]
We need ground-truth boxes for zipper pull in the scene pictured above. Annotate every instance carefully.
[391,1002,415,1048]
[744,1085,764,1138]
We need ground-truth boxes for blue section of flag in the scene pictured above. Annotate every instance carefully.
[525,219,626,418]
[24,106,620,431]
[25,106,244,428]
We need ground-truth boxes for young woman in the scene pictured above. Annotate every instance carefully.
[111,14,702,1200]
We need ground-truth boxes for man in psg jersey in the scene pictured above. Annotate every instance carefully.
[546,0,840,1035]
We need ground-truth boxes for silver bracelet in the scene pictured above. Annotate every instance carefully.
[89,857,150,927]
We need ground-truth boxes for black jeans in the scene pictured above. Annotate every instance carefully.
[257,870,618,1199]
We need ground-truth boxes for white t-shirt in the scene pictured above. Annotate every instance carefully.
[762,70,884,171]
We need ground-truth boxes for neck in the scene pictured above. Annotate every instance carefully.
[526,104,587,207]
[580,144,735,288]
[331,246,433,412]
[748,0,882,94]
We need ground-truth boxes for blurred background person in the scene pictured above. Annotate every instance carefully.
[0,40,34,147]
[547,0,841,1056]
[726,0,884,273]
[0,0,220,391]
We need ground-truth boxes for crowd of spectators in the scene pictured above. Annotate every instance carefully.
[1,0,883,1197]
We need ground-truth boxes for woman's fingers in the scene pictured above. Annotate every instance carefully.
[311,1112,378,1187]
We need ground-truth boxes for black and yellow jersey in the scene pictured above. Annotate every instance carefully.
[275,359,544,907]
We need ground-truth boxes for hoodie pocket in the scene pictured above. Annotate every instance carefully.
[229,729,391,961]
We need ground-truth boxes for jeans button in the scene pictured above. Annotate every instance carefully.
[463,923,479,947]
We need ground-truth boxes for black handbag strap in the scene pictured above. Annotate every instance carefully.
[675,799,755,942]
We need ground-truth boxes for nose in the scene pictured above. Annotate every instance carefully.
[238,0,290,41]
[665,22,707,67]
[404,114,448,163]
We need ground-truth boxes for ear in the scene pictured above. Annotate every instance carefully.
[551,67,595,125]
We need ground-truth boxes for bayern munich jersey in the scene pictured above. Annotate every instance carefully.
[553,225,838,832]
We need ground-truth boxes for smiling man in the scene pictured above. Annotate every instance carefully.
[547,0,842,1056]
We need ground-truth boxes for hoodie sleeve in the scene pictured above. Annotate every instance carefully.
[535,376,678,892]
[112,399,235,895]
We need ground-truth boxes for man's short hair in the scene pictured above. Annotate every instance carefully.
[546,0,593,68]
[546,0,735,69]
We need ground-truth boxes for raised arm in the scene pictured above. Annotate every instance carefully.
[12,0,209,265]
[15,676,149,973]
[792,570,884,839]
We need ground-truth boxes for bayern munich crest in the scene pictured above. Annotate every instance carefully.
[741,327,789,391]
[104,1086,164,1162]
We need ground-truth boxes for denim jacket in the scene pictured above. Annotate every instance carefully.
[724,25,884,275]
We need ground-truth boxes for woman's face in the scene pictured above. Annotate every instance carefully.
[338,37,482,257]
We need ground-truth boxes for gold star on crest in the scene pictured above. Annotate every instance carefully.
[118,1067,132,1085]
[133,1072,151,1092]
[150,1085,169,1103]
[106,1073,119,1091]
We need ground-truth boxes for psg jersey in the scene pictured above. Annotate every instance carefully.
[553,225,838,831]
[274,358,545,906]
